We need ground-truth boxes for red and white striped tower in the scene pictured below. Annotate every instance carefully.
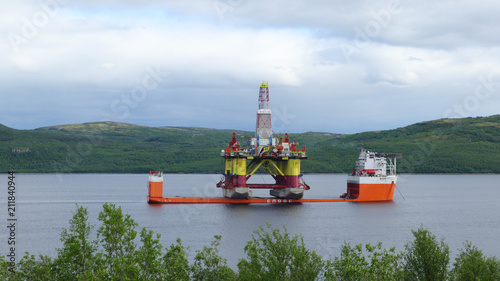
[256,81,272,144]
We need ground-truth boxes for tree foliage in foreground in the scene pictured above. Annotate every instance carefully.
[403,225,450,281]
[450,241,500,281]
[326,242,404,280]
[191,235,236,281]
[238,222,324,280]
[1,204,500,280]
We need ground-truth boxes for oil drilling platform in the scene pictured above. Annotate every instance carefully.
[216,82,309,199]
[147,81,402,204]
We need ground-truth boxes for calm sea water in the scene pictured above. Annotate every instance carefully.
[1,173,499,268]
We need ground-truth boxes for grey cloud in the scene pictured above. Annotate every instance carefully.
[1,1,499,133]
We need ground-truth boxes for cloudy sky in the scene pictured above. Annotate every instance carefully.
[2,0,500,134]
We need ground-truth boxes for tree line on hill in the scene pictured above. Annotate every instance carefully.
[1,115,500,174]
[1,203,499,280]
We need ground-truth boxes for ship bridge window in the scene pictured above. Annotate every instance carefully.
[369,154,374,158]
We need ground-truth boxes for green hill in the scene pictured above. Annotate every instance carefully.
[307,115,500,173]
[1,115,500,174]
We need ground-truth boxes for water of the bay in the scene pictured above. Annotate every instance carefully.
[1,173,499,268]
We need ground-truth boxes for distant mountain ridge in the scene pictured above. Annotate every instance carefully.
[1,115,500,173]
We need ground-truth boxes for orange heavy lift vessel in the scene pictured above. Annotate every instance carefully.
[147,82,402,204]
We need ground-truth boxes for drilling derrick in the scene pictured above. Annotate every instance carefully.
[255,82,273,144]
[217,82,309,199]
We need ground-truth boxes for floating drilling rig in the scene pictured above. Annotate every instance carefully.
[147,81,402,204]
[216,82,309,199]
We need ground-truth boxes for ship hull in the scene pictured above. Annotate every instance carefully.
[346,175,397,201]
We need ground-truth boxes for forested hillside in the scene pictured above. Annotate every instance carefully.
[1,115,499,174]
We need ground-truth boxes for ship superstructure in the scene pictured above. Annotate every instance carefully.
[216,82,309,199]
[344,149,402,201]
